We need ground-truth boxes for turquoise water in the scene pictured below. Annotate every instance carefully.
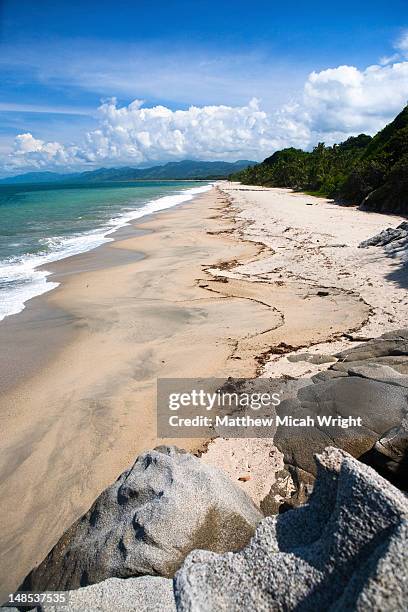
[0,180,211,320]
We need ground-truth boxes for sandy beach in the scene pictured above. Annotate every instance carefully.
[0,183,407,597]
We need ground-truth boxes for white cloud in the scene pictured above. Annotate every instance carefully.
[395,29,408,57]
[296,61,408,141]
[381,30,408,65]
[6,57,408,171]
[10,133,81,169]
[9,98,286,169]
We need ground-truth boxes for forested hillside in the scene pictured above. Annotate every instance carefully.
[232,106,408,214]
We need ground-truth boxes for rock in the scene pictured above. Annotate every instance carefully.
[347,362,405,378]
[330,356,408,375]
[375,416,408,464]
[259,468,298,515]
[335,328,408,361]
[36,576,175,612]
[174,448,408,612]
[361,417,408,491]
[311,370,348,383]
[343,362,408,387]
[359,221,408,248]
[21,446,262,591]
[364,355,408,374]
[287,352,336,364]
[274,376,408,479]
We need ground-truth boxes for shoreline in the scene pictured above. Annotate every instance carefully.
[0,185,269,595]
[0,183,407,597]
[0,182,212,323]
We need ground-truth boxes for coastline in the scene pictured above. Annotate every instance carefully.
[0,184,266,595]
[0,183,407,597]
[0,182,212,322]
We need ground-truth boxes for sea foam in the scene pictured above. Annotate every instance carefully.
[0,183,212,322]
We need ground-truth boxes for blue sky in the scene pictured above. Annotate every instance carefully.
[0,0,407,174]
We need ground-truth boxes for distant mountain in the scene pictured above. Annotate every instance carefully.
[0,171,76,184]
[0,160,255,185]
[231,105,408,215]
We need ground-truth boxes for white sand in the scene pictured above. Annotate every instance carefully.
[201,183,408,508]
[220,184,408,377]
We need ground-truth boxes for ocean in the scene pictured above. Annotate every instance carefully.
[0,180,211,321]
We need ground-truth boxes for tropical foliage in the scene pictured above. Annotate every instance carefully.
[232,106,408,214]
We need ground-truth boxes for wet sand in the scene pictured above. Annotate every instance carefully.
[0,184,400,597]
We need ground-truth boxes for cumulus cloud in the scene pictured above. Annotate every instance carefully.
[10,99,287,169]
[84,97,280,163]
[7,56,408,171]
[294,61,408,142]
[10,133,81,169]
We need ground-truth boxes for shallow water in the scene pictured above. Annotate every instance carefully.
[0,180,211,320]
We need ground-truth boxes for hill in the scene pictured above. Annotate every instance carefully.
[0,171,76,184]
[231,106,408,215]
[0,160,254,185]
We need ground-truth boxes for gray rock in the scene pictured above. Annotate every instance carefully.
[311,370,348,383]
[361,417,408,490]
[327,355,408,376]
[274,376,408,479]
[287,352,336,364]
[344,363,408,387]
[375,416,408,463]
[22,446,262,591]
[260,467,312,514]
[359,222,408,248]
[331,356,408,375]
[347,362,405,378]
[335,328,408,361]
[174,447,408,612]
[363,355,408,374]
[36,576,175,612]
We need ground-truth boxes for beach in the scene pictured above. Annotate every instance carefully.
[0,183,407,597]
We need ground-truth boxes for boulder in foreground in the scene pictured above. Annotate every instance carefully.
[22,446,262,591]
[175,447,408,611]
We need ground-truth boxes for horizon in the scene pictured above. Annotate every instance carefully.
[0,0,407,176]
[0,158,255,182]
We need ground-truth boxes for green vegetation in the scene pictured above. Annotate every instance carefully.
[231,105,408,215]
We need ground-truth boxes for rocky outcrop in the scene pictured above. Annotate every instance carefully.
[14,329,408,609]
[335,328,408,362]
[339,362,408,384]
[287,352,336,364]
[273,375,408,499]
[270,329,408,507]
[359,221,408,248]
[21,446,262,592]
[14,447,408,611]
[331,355,408,375]
[361,417,408,490]
[174,447,408,612]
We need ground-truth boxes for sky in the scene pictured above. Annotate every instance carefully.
[0,0,407,175]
